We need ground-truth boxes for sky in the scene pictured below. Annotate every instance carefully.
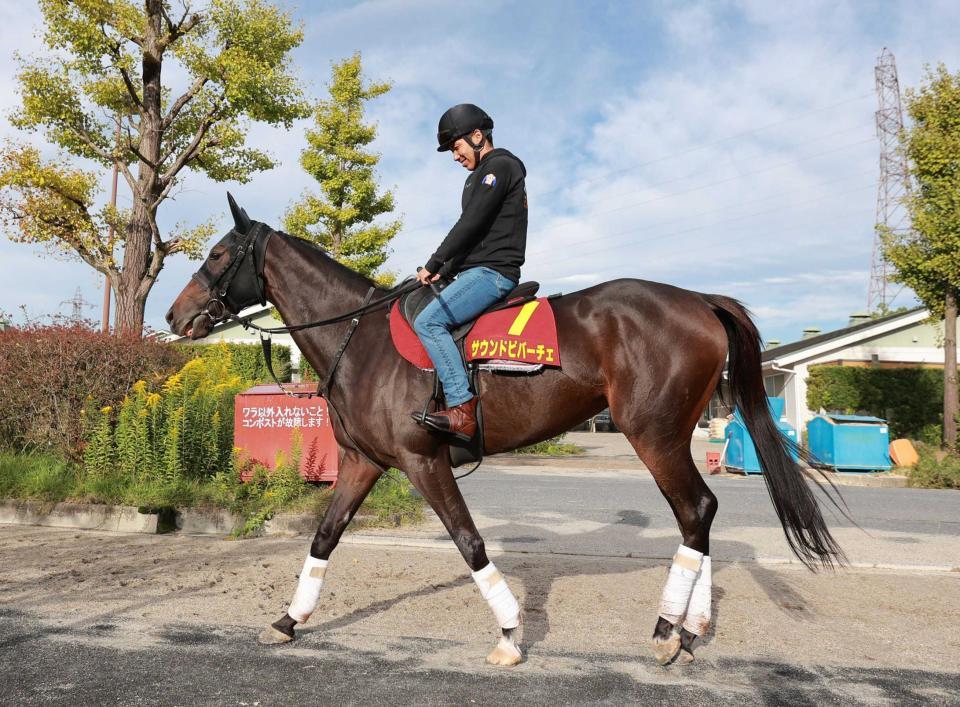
[1,0,959,345]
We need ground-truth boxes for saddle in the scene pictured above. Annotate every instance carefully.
[396,278,541,470]
[399,278,541,339]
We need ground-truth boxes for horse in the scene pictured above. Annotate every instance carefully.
[166,195,844,667]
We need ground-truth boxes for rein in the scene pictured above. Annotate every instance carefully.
[222,280,419,336]
[194,222,420,399]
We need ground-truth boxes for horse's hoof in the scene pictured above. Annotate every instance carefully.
[675,648,695,665]
[486,637,523,666]
[652,632,681,665]
[258,625,294,645]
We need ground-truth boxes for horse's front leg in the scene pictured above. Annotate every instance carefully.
[405,455,523,666]
[259,449,382,645]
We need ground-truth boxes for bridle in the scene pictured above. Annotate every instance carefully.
[189,222,421,399]
[191,221,273,325]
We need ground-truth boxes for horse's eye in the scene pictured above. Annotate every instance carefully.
[209,250,223,261]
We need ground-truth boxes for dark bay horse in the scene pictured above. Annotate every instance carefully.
[166,196,843,667]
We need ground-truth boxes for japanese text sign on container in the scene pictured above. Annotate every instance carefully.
[234,384,339,482]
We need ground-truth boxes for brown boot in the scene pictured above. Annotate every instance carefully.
[420,397,478,442]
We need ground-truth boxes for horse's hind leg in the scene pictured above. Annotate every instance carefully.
[259,449,382,645]
[404,455,523,666]
[627,438,717,666]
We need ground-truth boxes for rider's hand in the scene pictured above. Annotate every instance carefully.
[416,268,441,286]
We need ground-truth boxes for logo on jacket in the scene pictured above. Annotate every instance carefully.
[482,173,497,187]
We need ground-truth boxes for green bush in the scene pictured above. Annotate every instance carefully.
[83,345,246,484]
[0,449,78,503]
[806,365,943,439]
[299,355,318,381]
[178,341,291,383]
[516,434,584,456]
[908,445,960,489]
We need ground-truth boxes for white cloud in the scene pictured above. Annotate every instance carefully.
[3,1,960,344]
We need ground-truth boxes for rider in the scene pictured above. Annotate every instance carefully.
[413,103,528,441]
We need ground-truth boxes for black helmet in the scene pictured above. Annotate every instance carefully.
[436,103,493,152]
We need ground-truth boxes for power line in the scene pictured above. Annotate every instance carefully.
[389,135,875,264]
[388,138,873,272]
[548,120,875,210]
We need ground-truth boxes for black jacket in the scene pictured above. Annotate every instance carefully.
[425,148,527,282]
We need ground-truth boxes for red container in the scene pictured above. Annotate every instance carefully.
[234,384,338,483]
[705,450,723,475]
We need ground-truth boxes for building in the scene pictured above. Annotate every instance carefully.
[162,304,303,372]
[759,307,956,430]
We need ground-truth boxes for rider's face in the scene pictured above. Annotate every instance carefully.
[450,130,483,170]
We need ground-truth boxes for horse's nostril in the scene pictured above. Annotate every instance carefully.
[165,308,174,325]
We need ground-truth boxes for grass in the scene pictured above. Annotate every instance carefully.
[515,434,585,456]
[0,449,79,505]
[906,444,960,489]
[0,449,425,534]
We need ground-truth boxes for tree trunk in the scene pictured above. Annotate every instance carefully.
[944,290,958,450]
[114,0,164,337]
[113,286,145,337]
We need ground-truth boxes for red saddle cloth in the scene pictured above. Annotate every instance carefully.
[389,297,561,370]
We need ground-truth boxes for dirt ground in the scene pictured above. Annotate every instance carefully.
[1,524,958,685]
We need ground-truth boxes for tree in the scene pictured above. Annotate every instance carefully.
[0,0,311,335]
[883,64,960,448]
[283,53,400,284]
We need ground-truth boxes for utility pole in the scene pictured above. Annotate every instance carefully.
[869,48,912,313]
[102,118,121,333]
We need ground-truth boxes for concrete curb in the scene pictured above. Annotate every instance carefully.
[0,500,162,534]
[176,508,243,535]
[0,501,343,538]
[487,455,641,470]
[807,471,909,488]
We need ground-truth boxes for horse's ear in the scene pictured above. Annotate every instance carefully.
[227,192,252,233]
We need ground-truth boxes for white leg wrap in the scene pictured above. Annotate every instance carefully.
[287,555,328,624]
[657,545,703,625]
[682,555,712,636]
[472,562,520,630]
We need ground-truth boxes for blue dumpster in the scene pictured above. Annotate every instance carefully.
[806,414,891,472]
[724,397,798,474]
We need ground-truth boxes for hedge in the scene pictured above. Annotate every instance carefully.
[178,341,291,383]
[806,365,943,440]
[0,323,290,459]
[0,322,189,456]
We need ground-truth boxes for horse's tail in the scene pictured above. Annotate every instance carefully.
[703,293,846,570]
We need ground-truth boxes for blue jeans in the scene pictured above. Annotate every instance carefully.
[414,266,517,407]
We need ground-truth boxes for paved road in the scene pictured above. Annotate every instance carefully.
[359,460,959,570]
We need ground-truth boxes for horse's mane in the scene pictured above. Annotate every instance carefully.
[276,228,385,291]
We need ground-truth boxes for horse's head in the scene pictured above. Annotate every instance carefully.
[165,193,272,339]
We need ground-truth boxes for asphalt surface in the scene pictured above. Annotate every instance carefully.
[351,458,960,571]
[2,435,959,705]
[2,607,958,706]
[466,464,959,535]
